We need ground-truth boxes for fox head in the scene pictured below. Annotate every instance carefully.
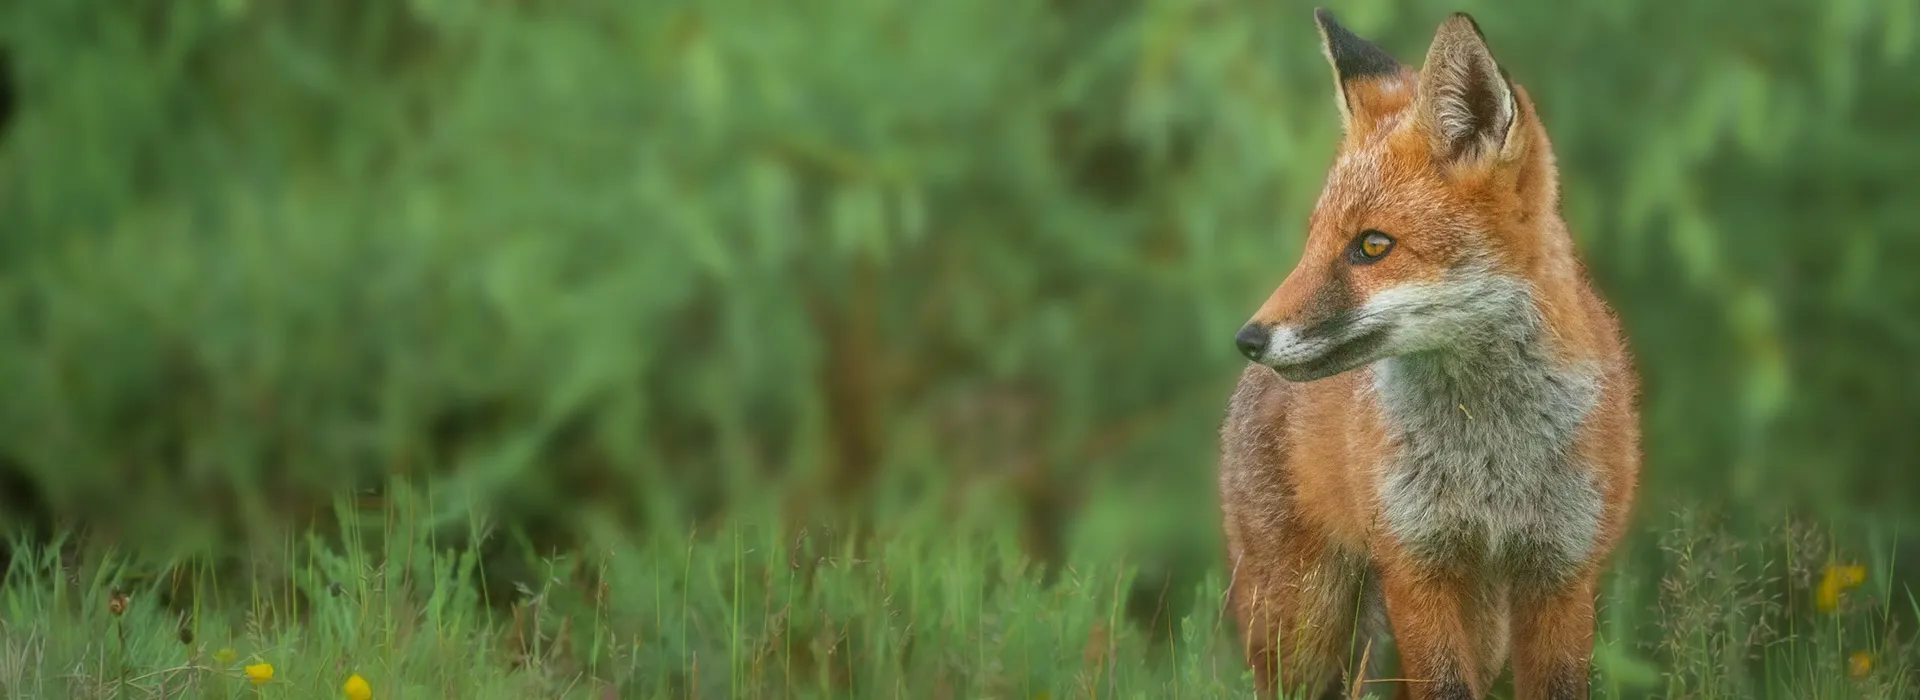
[1235,9,1568,382]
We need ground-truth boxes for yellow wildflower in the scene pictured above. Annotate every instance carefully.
[1839,564,1868,585]
[1850,651,1873,678]
[212,648,239,665]
[244,662,274,685]
[343,673,373,700]
[1815,564,1868,613]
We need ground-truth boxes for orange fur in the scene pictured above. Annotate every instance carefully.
[1219,10,1639,700]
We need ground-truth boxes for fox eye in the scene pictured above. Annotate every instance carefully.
[1350,230,1395,264]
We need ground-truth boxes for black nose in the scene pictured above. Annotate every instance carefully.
[1234,324,1269,361]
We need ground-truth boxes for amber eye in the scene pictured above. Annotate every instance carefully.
[1350,230,1395,264]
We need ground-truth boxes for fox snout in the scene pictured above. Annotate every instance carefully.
[1234,318,1391,383]
[1235,256,1396,381]
[1232,324,1271,362]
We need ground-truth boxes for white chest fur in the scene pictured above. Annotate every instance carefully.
[1370,301,1605,583]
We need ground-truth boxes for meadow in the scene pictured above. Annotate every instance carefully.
[3,0,1919,697]
[3,491,1915,698]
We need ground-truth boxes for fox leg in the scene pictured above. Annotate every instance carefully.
[1225,531,1367,700]
[1376,562,1491,700]
[1510,575,1597,700]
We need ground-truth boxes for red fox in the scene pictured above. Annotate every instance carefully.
[1218,9,1640,700]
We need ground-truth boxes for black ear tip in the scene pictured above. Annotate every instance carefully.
[1316,8,1403,81]
[1314,8,1356,43]
[1316,8,1353,37]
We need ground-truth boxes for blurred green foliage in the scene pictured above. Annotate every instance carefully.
[0,0,1917,598]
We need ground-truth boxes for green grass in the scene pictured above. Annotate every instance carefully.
[1,485,1913,700]
[0,497,1251,699]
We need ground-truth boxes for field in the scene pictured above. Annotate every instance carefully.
[2,0,1919,698]
[3,485,1916,698]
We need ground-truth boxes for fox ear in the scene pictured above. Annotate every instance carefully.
[1413,13,1519,164]
[1314,8,1409,137]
